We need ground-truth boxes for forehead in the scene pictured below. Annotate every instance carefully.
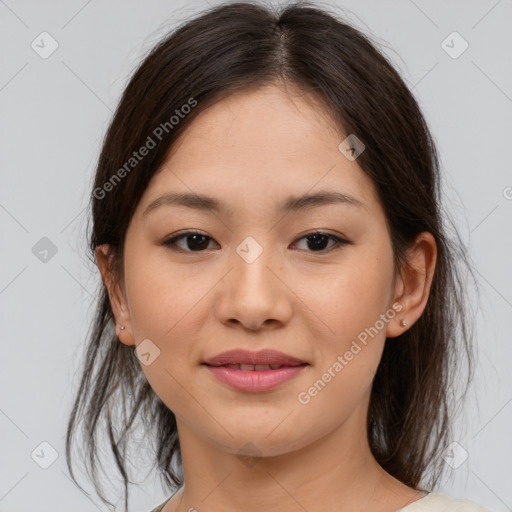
[139,83,381,217]
[167,83,343,163]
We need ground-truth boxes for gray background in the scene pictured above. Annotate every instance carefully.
[1,0,511,511]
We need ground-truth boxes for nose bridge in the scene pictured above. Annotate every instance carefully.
[232,234,275,292]
[215,233,291,329]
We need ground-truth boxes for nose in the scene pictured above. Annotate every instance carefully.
[214,238,293,331]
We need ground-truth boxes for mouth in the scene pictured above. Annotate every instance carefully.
[201,349,309,392]
[203,363,307,371]
[202,348,308,368]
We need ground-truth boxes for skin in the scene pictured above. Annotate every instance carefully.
[97,82,437,512]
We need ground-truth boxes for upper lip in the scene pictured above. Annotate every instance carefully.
[203,349,307,367]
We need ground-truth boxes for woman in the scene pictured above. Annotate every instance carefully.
[65,2,491,511]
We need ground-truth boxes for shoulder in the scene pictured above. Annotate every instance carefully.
[148,496,172,512]
[397,492,494,512]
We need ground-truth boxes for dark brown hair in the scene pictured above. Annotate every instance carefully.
[66,1,480,510]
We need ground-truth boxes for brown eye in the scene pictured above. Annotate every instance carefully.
[292,231,351,253]
[163,232,217,252]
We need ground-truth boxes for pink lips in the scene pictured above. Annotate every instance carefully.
[204,365,307,392]
[202,348,308,392]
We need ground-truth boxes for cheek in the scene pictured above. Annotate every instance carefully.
[305,246,394,341]
[296,243,394,408]
[123,249,202,409]
[122,246,218,392]
[291,256,392,430]
[124,246,203,338]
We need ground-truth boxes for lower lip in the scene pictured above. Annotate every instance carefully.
[203,364,308,392]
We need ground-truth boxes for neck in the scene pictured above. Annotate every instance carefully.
[167,395,423,512]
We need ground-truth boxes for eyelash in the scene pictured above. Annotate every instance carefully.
[162,230,351,254]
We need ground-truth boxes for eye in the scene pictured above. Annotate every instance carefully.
[292,231,351,253]
[163,230,351,254]
[163,230,218,252]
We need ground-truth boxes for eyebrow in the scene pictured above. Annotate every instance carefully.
[142,190,367,217]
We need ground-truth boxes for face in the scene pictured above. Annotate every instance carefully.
[101,83,408,458]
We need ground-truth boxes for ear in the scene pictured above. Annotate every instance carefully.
[96,244,135,346]
[386,232,437,338]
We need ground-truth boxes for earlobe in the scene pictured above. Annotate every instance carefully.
[386,232,437,339]
[116,324,135,346]
[95,244,135,346]
[386,299,409,338]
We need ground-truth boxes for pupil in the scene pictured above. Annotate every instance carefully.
[187,234,209,251]
[307,234,328,251]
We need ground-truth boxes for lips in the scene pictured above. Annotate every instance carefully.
[202,348,307,368]
[219,363,287,371]
[202,349,309,392]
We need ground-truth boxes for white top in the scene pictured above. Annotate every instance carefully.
[397,492,492,511]
[151,491,493,512]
